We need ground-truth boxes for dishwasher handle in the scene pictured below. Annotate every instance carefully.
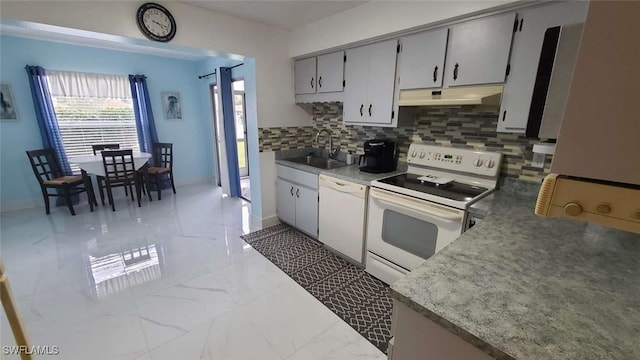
[319,175,366,197]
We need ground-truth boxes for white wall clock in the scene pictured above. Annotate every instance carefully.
[136,3,177,42]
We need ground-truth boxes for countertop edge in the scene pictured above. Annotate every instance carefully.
[275,159,407,186]
[389,287,516,360]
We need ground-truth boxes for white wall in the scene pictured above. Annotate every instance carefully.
[289,0,519,57]
[1,0,312,221]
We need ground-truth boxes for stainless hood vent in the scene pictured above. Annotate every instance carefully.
[398,85,503,107]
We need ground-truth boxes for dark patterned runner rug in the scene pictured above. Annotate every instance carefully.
[240,224,393,353]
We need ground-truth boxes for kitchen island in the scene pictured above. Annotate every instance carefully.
[391,189,640,359]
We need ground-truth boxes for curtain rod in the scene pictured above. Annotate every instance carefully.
[198,70,216,79]
[197,63,244,79]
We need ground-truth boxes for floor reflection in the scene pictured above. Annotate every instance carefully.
[87,241,164,298]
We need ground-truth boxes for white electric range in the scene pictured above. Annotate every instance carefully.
[365,143,503,285]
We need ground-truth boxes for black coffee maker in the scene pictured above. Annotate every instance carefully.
[359,139,397,173]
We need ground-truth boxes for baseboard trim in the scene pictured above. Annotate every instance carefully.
[261,215,280,228]
[0,199,42,213]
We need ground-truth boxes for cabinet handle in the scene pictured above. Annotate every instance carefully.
[502,110,507,122]
[433,65,438,82]
[360,104,364,116]
[290,186,294,196]
[368,104,372,116]
[318,76,322,88]
[296,189,300,198]
[311,77,314,88]
[453,63,459,81]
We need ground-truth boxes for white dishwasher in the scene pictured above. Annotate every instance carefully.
[318,175,368,265]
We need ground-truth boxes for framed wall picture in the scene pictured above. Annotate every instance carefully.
[0,83,18,121]
[161,91,182,120]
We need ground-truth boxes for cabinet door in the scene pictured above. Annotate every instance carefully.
[399,28,449,89]
[317,51,345,93]
[497,2,589,133]
[294,57,317,94]
[366,39,399,125]
[295,186,318,238]
[276,179,296,226]
[343,45,370,123]
[444,12,516,87]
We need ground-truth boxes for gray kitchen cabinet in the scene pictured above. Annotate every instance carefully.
[343,45,370,123]
[390,300,494,360]
[497,2,589,133]
[294,57,317,95]
[444,12,516,87]
[293,186,318,237]
[398,28,449,90]
[276,178,296,226]
[317,51,345,93]
[344,39,399,126]
[276,165,319,238]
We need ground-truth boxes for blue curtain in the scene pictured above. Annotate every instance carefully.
[219,67,241,197]
[129,75,159,156]
[25,65,72,175]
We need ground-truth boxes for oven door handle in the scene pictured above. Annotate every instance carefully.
[370,189,464,221]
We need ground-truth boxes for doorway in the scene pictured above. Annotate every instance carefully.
[233,79,250,201]
[210,84,222,187]
[210,79,250,201]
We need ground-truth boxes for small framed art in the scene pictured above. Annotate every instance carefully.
[161,91,182,120]
[0,83,18,121]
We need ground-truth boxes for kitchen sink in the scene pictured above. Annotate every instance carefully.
[284,156,348,170]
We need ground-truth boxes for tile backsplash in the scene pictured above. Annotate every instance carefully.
[259,103,552,183]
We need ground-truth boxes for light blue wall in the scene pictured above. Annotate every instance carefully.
[0,35,218,210]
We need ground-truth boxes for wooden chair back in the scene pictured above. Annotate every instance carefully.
[101,150,136,181]
[153,143,173,169]
[92,143,120,155]
[26,149,61,185]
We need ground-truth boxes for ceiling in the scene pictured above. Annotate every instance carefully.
[182,1,367,30]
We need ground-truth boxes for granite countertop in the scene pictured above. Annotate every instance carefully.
[391,190,640,359]
[275,158,406,186]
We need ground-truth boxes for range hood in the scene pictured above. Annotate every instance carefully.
[398,85,503,107]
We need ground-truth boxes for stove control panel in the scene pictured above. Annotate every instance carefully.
[407,144,503,177]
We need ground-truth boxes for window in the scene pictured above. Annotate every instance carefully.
[47,71,139,173]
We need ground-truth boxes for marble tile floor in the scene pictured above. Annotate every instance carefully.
[0,184,385,360]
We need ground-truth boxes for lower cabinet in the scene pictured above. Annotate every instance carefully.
[390,300,493,360]
[276,165,318,238]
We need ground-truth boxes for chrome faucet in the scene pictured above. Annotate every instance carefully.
[314,129,340,159]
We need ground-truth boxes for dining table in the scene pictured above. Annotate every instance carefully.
[68,152,152,177]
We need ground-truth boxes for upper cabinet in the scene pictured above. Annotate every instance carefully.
[343,39,399,126]
[294,57,317,95]
[294,51,345,103]
[398,28,449,90]
[444,12,516,87]
[316,52,345,93]
[497,2,589,133]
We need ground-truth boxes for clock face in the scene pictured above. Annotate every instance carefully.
[136,3,176,42]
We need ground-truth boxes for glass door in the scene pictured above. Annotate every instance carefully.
[233,80,248,177]
[210,84,222,186]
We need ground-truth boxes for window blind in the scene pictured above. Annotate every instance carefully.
[53,97,140,173]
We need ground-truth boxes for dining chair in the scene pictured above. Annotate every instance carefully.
[101,149,142,211]
[145,143,176,201]
[92,144,127,201]
[91,143,120,155]
[26,149,95,216]
[0,260,33,360]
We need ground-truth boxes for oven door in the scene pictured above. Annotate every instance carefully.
[366,188,465,271]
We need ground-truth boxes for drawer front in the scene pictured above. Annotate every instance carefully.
[276,164,318,190]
